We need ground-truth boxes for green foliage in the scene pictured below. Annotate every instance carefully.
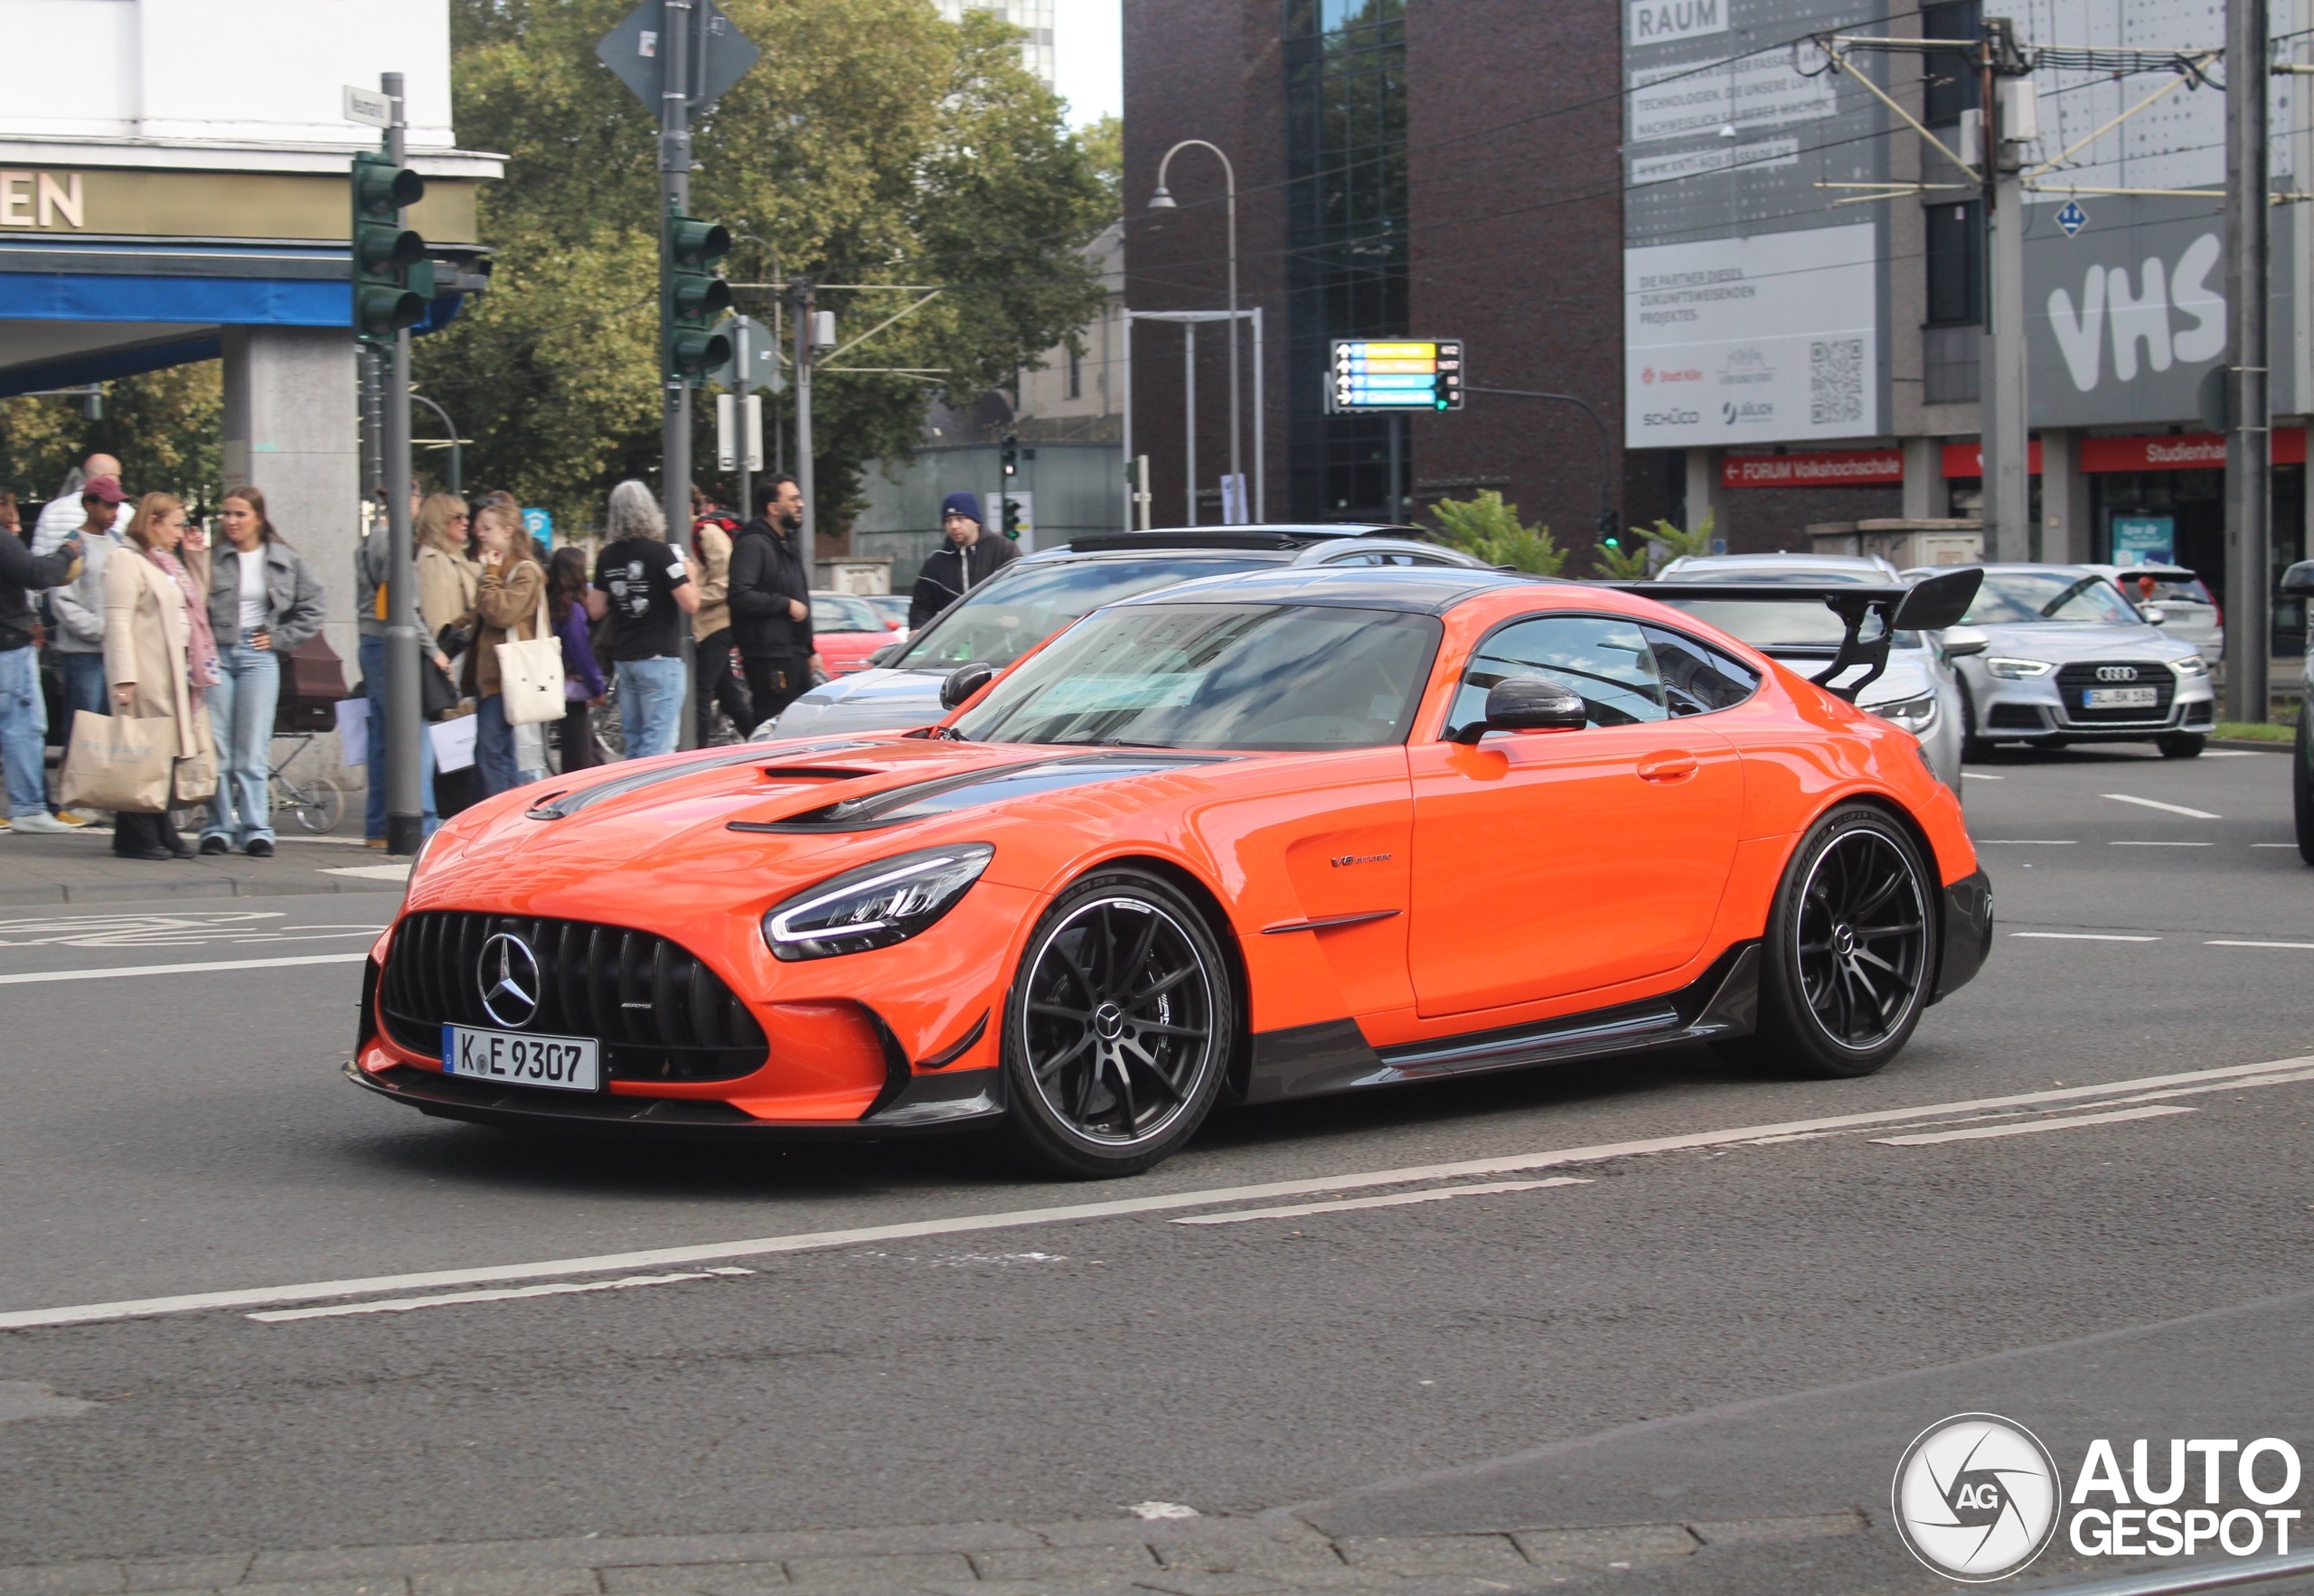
[424,0,1115,535]
[1426,491,1566,576]
[1588,512,1716,578]
[0,363,223,510]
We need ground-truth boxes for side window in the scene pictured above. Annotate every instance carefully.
[1643,625,1761,717]
[1447,615,1668,731]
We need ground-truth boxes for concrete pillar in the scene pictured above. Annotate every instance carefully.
[221,327,361,772]
[1901,437,1941,521]
[1683,448,1721,543]
[2039,427,2093,564]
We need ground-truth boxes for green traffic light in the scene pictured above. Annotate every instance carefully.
[668,328,733,378]
[673,276,733,318]
[668,217,731,267]
[353,153,424,215]
[355,221,425,273]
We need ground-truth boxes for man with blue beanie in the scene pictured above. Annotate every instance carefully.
[908,490,1019,629]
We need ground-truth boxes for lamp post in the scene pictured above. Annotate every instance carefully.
[1148,139,1240,522]
[1464,386,1621,543]
[409,392,462,496]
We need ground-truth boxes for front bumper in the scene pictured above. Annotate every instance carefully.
[1974,670,2214,742]
[346,1054,1003,1138]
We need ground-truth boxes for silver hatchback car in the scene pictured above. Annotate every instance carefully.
[1905,562,2217,759]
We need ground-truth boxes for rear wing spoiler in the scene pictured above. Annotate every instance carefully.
[1613,567,1982,702]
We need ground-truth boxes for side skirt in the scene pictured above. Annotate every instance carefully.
[1239,943,1761,1104]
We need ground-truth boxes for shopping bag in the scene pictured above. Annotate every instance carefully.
[57,711,174,813]
[495,579,566,726]
[172,746,218,804]
[335,696,369,767]
[428,712,478,774]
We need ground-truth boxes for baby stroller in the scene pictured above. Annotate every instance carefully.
[268,636,353,832]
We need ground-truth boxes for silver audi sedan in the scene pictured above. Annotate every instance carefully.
[1902,563,2217,759]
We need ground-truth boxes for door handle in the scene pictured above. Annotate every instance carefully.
[1636,750,1699,783]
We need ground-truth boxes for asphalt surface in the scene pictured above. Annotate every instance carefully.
[3,745,2310,1593]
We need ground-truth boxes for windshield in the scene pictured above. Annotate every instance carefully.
[895,556,1275,671]
[1966,571,2144,625]
[2116,573,2215,607]
[811,594,884,633]
[950,603,1442,752]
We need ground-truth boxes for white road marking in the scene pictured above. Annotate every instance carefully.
[1977,840,2078,845]
[2110,841,2212,848]
[2206,940,2314,951]
[1170,1178,1592,1225]
[322,863,411,881]
[0,952,369,987]
[2201,751,2272,757]
[248,1268,755,1322]
[9,1053,2314,1332]
[1961,773,2004,780]
[2253,843,2300,849]
[2102,793,2221,820]
[2009,932,2159,942]
[1870,1104,2196,1146]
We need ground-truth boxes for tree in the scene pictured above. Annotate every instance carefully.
[0,363,223,512]
[1426,490,1566,576]
[422,0,1114,537]
[1588,513,1715,578]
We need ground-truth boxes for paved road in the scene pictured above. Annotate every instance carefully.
[2,747,2309,1593]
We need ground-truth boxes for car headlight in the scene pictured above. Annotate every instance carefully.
[2169,655,2210,679]
[1867,692,1939,734]
[761,843,994,962]
[1985,656,2055,679]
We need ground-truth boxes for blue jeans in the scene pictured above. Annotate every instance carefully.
[204,636,279,846]
[475,693,522,797]
[60,652,108,721]
[616,655,685,759]
[360,634,437,840]
[0,645,45,820]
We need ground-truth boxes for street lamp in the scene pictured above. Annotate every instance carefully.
[1148,140,1241,522]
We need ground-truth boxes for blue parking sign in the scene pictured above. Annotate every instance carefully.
[522,508,553,549]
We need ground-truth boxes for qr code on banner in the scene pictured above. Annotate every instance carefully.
[1811,338,1864,426]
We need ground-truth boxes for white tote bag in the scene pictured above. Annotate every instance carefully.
[494,570,567,726]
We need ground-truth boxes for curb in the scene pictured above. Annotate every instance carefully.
[2206,737,2295,751]
[0,876,405,906]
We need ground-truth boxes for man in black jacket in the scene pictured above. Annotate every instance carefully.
[0,523,81,833]
[726,475,823,729]
[907,492,1018,629]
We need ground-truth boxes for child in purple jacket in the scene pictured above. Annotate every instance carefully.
[547,545,606,770]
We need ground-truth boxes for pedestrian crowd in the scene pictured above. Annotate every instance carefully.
[3,457,981,857]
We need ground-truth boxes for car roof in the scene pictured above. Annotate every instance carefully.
[1055,522,1432,554]
[1902,562,2094,577]
[1111,563,1529,614]
[1657,553,1900,583]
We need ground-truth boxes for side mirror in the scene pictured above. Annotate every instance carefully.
[1452,677,1587,742]
[884,618,903,631]
[2141,606,2168,625]
[2281,560,2314,597]
[1892,567,1982,632]
[1939,624,1989,659]
[938,662,997,710]
[866,643,898,668]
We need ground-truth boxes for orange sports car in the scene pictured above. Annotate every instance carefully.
[350,565,1991,1177]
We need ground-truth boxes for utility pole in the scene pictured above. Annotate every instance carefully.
[1978,18,2034,563]
[380,72,423,857]
[657,0,700,746]
[791,276,816,574]
[2225,0,2272,720]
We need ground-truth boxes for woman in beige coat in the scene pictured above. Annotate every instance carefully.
[102,493,219,860]
[455,504,546,797]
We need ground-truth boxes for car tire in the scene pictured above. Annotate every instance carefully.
[2294,717,2314,867]
[1000,868,1236,1178]
[1715,804,1936,1080]
[2157,732,2206,759]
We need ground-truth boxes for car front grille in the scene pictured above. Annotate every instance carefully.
[2055,661,2177,724]
[379,911,768,1083]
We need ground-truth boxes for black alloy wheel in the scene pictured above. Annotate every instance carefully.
[2157,732,2206,759]
[1719,804,1935,1079]
[2295,717,2314,867]
[1002,869,1233,1178]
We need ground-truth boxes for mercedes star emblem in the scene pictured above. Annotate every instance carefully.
[478,931,542,1028]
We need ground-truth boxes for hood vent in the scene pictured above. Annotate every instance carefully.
[525,742,877,821]
[729,751,1232,834]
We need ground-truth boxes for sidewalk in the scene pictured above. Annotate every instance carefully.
[0,825,409,906]
[0,1507,1873,1596]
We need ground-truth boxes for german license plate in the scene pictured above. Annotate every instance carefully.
[441,1025,600,1092]
[2084,686,2159,709]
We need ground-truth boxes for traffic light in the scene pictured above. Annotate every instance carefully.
[352,152,431,348]
[1000,431,1019,478]
[1002,495,1021,540]
[664,213,733,379]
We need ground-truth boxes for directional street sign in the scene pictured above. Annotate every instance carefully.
[2055,200,2089,237]
[1328,338,1465,413]
[597,0,760,122]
